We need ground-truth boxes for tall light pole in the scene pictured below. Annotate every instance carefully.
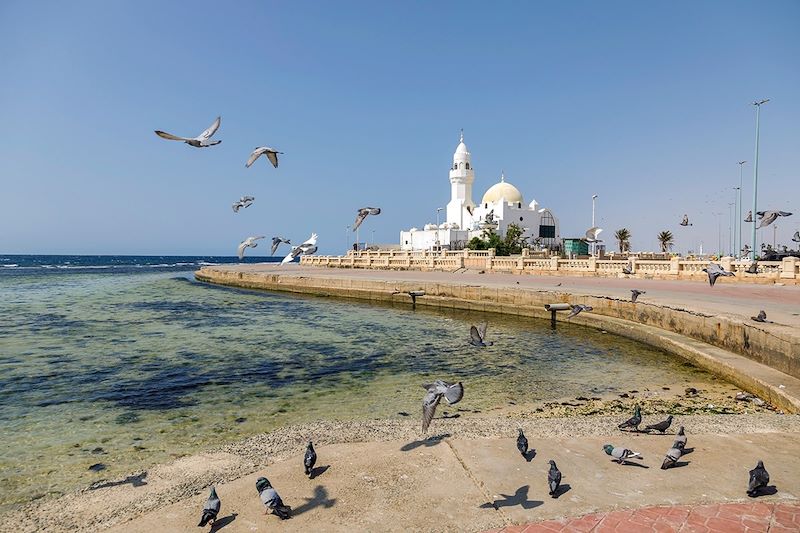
[773,225,778,249]
[728,202,735,256]
[737,161,746,254]
[751,99,769,259]
[436,207,444,249]
[345,225,350,253]
[371,229,375,248]
[591,194,598,256]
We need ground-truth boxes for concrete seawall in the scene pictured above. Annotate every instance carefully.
[195,265,800,413]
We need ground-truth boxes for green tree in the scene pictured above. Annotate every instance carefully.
[467,236,488,250]
[503,223,525,255]
[657,230,674,253]
[615,228,631,253]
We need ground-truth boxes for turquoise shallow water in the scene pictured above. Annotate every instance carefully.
[0,262,722,511]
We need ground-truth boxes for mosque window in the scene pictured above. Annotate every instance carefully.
[484,203,488,209]
[520,217,524,221]
[466,163,470,170]
[518,202,522,208]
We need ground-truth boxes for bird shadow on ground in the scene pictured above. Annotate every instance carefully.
[210,513,237,532]
[479,485,543,510]
[551,483,571,498]
[681,447,695,455]
[88,471,148,491]
[439,413,461,420]
[523,450,536,462]
[749,486,778,497]
[400,433,451,452]
[292,485,337,516]
[309,465,330,479]
[670,461,691,468]
[611,460,650,468]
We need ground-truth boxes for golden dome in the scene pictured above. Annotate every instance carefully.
[481,174,523,204]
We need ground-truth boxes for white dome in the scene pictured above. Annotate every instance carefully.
[482,174,523,204]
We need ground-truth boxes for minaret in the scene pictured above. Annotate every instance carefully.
[446,130,475,229]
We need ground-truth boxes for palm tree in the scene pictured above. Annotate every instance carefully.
[615,228,631,253]
[657,230,674,253]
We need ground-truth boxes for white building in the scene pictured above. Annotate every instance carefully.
[400,133,560,251]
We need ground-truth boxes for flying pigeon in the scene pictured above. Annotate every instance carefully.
[516,429,528,458]
[644,415,673,434]
[744,211,753,223]
[702,263,735,287]
[197,486,221,527]
[661,446,682,469]
[585,226,603,243]
[603,444,643,464]
[622,262,633,275]
[271,237,291,256]
[393,289,425,308]
[547,460,562,497]
[466,205,475,216]
[747,460,770,496]
[566,304,592,319]
[469,322,493,347]
[246,146,283,169]
[238,235,265,260]
[672,426,687,451]
[680,214,692,227]
[232,196,255,213]
[756,210,792,229]
[631,289,646,303]
[618,404,642,432]
[792,231,800,243]
[256,477,292,519]
[746,261,759,274]
[304,441,317,479]
[752,310,769,323]
[281,233,318,264]
[353,207,382,231]
[421,380,464,433]
[155,116,222,148]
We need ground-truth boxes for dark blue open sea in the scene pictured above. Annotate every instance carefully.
[0,255,722,511]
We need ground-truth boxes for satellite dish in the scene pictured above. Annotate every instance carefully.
[585,226,603,242]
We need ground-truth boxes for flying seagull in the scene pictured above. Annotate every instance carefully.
[238,235,265,260]
[547,460,562,497]
[644,415,673,434]
[566,304,592,319]
[155,116,221,147]
[756,210,792,229]
[421,380,464,433]
[271,237,291,256]
[631,289,646,303]
[584,226,603,243]
[680,214,692,227]
[353,207,382,231]
[672,426,687,451]
[304,441,317,479]
[751,310,769,323]
[281,233,318,264]
[197,486,221,527]
[469,322,493,347]
[603,444,643,464]
[702,263,735,287]
[246,146,283,168]
[747,460,770,496]
[232,195,255,213]
[661,446,682,470]
[618,404,642,432]
[516,429,528,458]
[792,231,800,243]
[622,262,633,275]
[256,477,292,519]
[744,210,753,223]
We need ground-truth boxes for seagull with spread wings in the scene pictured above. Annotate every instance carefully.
[270,237,291,256]
[237,236,265,260]
[155,116,222,147]
[246,146,283,168]
[756,210,792,229]
[281,233,318,264]
[353,207,381,231]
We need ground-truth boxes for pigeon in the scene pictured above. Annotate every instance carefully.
[516,429,528,457]
[281,233,318,264]
[661,446,682,469]
[547,460,562,497]
[793,231,800,243]
[603,444,643,464]
[197,486,220,527]
[747,460,770,496]
[466,205,475,216]
[672,426,687,450]
[622,262,633,275]
[702,263,735,287]
[256,477,291,519]
[469,322,493,347]
[270,237,291,256]
[303,441,316,479]
[746,261,759,274]
[353,207,382,231]
[246,146,283,169]
[155,116,222,148]
[680,214,692,227]
[421,380,464,433]
[585,226,603,243]
[756,210,792,229]
[752,310,769,323]
[618,404,642,431]
[644,415,673,434]
[232,195,255,213]
[631,289,646,303]
[238,235,265,260]
[744,211,753,223]
[566,304,592,319]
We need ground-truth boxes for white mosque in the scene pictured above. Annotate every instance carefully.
[400,133,560,251]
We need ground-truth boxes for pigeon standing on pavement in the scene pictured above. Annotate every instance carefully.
[155,116,222,148]
[516,429,528,458]
[752,310,769,323]
[548,460,562,497]
[566,304,592,319]
[618,405,642,432]
[746,261,759,274]
[304,441,317,479]
[702,263,735,287]
[661,446,683,470]
[672,426,687,450]
[747,460,770,496]
[421,380,464,433]
[197,486,220,527]
[469,322,493,347]
[256,477,292,519]
[603,444,643,464]
[644,415,673,434]
[246,146,283,168]
[631,289,646,303]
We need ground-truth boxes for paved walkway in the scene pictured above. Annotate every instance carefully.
[487,501,800,532]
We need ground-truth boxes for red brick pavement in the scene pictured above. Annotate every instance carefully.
[485,501,800,532]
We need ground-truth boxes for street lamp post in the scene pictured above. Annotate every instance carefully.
[591,194,598,257]
[371,229,375,248]
[436,207,444,249]
[773,225,778,249]
[345,225,350,253]
[737,161,746,255]
[728,202,735,256]
[751,99,769,260]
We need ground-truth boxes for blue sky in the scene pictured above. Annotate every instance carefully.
[1,0,798,255]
